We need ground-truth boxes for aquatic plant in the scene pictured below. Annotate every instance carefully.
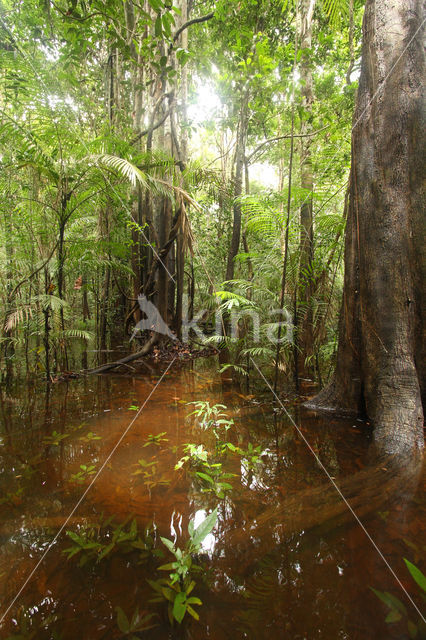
[132,457,170,492]
[143,431,169,447]
[63,517,156,567]
[175,443,235,499]
[371,558,426,638]
[148,508,218,624]
[237,442,264,471]
[79,431,101,442]
[42,430,70,446]
[69,464,96,484]
[115,606,157,637]
[188,401,234,441]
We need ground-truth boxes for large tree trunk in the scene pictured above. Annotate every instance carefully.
[306,0,425,454]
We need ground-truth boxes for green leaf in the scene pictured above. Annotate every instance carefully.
[188,518,195,537]
[116,606,130,633]
[370,588,407,616]
[186,604,200,620]
[191,508,217,548]
[172,591,187,623]
[196,471,214,485]
[161,537,176,554]
[147,0,163,10]
[155,15,162,38]
[158,562,176,571]
[98,542,114,560]
[404,559,426,593]
[385,610,402,623]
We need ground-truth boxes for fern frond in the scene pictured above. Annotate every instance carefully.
[61,329,93,341]
[215,290,257,309]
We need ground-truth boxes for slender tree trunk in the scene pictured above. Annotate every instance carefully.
[43,268,51,381]
[307,0,425,454]
[82,275,90,322]
[226,95,249,282]
[57,207,69,369]
[3,206,15,376]
[175,0,189,339]
[99,204,111,351]
[297,0,316,379]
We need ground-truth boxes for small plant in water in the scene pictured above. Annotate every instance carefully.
[175,443,209,470]
[148,508,218,625]
[238,442,264,471]
[115,606,157,637]
[79,431,101,442]
[371,558,426,638]
[42,430,70,446]
[132,457,170,493]
[63,517,156,567]
[70,464,96,484]
[143,431,169,447]
[188,402,234,441]
[175,443,235,499]
[132,457,157,475]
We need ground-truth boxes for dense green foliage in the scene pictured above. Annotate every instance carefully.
[0,0,364,384]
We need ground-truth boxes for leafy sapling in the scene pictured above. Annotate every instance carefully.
[148,508,218,625]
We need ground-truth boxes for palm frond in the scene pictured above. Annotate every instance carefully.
[4,306,33,332]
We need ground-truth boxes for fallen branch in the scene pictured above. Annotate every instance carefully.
[85,334,159,375]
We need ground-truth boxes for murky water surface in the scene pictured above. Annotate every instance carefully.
[0,358,424,639]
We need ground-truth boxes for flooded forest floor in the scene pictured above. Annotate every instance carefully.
[0,355,424,639]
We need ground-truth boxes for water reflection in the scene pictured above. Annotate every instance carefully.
[0,360,424,639]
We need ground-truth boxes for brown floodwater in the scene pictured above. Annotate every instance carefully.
[0,357,424,639]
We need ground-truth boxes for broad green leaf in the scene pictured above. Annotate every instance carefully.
[172,591,187,623]
[186,604,200,620]
[192,508,218,548]
[196,471,215,484]
[158,562,176,571]
[385,610,402,623]
[115,606,130,633]
[188,518,195,537]
[404,559,426,593]
[160,537,176,554]
[370,588,407,616]
[155,15,162,38]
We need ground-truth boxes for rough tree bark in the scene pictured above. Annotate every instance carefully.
[306,0,425,454]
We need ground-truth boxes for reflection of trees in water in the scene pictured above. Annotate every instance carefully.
[0,374,423,639]
[209,447,423,639]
